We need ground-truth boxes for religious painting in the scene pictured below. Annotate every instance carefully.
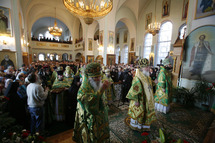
[145,13,152,30]
[99,30,103,46]
[87,55,94,63]
[130,38,135,51]
[182,25,215,82]
[0,6,12,36]
[62,53,68,61]
[88,38,93,51]
[149,53,154,66]
[116,33,119,44]
[0,54,14,69]
[95,55,103,64]
[129,52,135,64]
[195,0,215,19]
[70,54,72,60]
[33,53,37,62]
[182,0,189,20]
[124,31,128,43]
[107,54,115,65]
[109,31,114,46]
[162,0,171,18]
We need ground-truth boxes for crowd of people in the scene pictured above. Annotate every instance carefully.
[0,57,172,142]
[31,36,83,44]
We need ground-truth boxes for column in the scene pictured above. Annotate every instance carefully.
[11,0,23,68]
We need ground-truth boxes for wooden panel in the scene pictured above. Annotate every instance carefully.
[128,52,135,64]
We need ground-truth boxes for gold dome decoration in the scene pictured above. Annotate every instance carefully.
[63,0,113,25]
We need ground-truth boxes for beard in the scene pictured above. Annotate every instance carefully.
[142,69,150,77]
[140,67,149,76]
[89,78,102,91]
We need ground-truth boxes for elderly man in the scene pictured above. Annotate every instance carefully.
[73,62,111,143]
[154,58,172,114]
[126,58,156,131]
[63,66,74,84]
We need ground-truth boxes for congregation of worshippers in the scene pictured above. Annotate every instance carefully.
[0,57,171,134]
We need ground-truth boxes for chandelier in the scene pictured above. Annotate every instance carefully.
[63,0,113,25]
[48,8,62,36]
[147,0,161,36]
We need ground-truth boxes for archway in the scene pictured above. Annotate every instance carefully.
[31,17,72,42]
[75,53,82,62]
[38,53,45,61]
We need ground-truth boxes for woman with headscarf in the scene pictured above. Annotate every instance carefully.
[4,79,28,129]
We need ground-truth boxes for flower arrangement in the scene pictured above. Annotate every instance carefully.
[195,81,215,108]
[1,130,46,143]
[0,96,46,143]
[141,128,190,143]
[141,132,150,143]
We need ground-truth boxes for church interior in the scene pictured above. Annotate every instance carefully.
[0,0,215,142]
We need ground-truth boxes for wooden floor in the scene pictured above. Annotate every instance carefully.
[203,119,215,143]
[46,129,75,143]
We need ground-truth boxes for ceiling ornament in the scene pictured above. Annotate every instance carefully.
[48,8,63,36]
[147,0,161,36]
[63,0,113,25]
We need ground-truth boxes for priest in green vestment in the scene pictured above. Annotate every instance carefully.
[126,58,156,131]
[154,58,172,114]
[73,62,111,143]
[51,70,71,121]
[63,66,74,84]
[102,69,115,105]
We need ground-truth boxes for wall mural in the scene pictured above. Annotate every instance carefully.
[109,31,114,46]
[0,6,11,36]
[195,0,215,19]
[88,38,93,51]
[145,13,152,30]
[124,31,128,43]
[162,0,171,17]
[99,30,103,46]
[130,38,135,52]
[182,0,189,20]
[182,25,215,82]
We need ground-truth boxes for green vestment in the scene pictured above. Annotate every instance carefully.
[73,76,110,143]
[126,69,156,125]
[52,79,70,121]
[154,66,172,106]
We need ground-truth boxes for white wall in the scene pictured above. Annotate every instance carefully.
[137,0,186,63]
[181,0,215,88]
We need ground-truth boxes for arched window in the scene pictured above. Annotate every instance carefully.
[115,46,120,64]
[157,21,172,64]
[50,54,54,61]
[38,53,45,61]
[45,31,53,40]
[38,33,43,40]
[179,24,187,39]
[124,45,128,64]
[143,33,153,59]
[56,54,59,61]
